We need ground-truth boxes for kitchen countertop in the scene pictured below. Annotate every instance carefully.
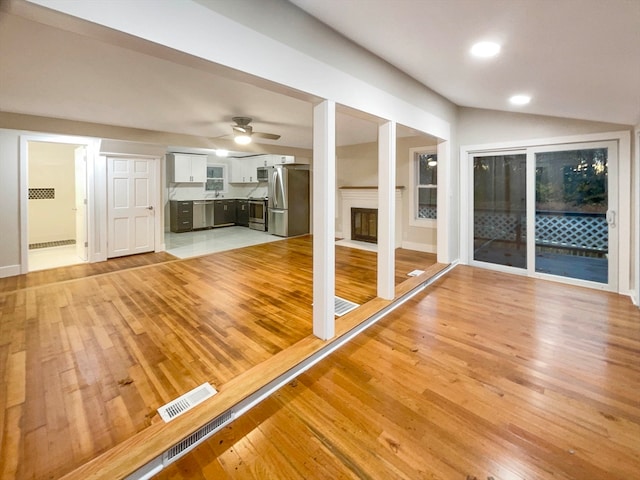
[169,197,261,201]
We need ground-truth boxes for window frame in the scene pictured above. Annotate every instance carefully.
[409,146,438,227]
[205,163,227,194]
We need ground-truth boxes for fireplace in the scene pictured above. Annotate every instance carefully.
[351,208,378,243]
[339,187,403,249]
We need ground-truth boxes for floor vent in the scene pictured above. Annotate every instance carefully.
[157,383,217,423]
[335,296,359,317]
[163,410,234,464]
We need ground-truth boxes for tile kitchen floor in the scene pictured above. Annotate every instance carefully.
[165,226,283,259]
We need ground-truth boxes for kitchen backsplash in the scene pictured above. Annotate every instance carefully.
[167,183,268,200]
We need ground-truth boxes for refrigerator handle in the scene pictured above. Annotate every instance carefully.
[272,170,278,208]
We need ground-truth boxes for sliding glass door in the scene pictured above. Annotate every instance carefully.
[528,142,617,288]
[473,152,527,269]
[471,141,618,290]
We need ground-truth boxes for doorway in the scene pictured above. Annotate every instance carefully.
[469,140,618,291]
[27,141,88,271]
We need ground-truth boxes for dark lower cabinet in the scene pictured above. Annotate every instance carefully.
[170,200,193,232]
[236,200,249,227]
[214,199,236,226]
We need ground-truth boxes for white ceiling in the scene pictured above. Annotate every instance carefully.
[290,0,640,126]
[0,0,637,155]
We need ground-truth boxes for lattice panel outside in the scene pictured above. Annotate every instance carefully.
[474,210,608,254]
[536,213,608,252]
[474,211,525,242]
[418,206,437,219]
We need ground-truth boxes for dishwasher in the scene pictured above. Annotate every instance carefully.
[192,201,207,229]
[205,200,215,227]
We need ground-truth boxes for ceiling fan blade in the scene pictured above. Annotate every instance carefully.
[253,132,281,140]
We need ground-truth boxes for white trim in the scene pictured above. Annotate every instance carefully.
[460,130,631,295]
[93,155,108,262]
[617,132,631,296]
[436,140,453,263]
[0,265,21,279]
[634,127,640,306]
[19,133,100,273]
[467,260,529,278]
[154,156,163,253]
[401,241,436,253]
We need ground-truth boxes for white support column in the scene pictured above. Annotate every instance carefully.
[377,121,396,300]
[312,100,336,340]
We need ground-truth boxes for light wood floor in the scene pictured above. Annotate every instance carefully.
[157,265,640,480]
[0,236,437,480]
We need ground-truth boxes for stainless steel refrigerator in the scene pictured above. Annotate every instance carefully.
[267,165,310,237]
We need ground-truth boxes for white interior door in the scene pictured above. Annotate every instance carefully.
[74,146,88,261]
[107,157,155,258]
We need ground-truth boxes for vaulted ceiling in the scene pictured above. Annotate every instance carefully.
[291,0,640,126]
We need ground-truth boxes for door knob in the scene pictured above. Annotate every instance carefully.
[147,206,154,210]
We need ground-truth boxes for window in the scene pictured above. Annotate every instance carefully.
[416,152,437,219]
[205,164,226,192]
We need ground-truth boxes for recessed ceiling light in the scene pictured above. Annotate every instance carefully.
[470,41,501,58]
[509,94,531,105]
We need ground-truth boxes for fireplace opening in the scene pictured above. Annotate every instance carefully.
[351,208,378,243]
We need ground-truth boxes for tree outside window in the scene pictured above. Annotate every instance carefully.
[416,152,437,219]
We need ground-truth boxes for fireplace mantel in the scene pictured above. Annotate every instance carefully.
[338,187,403,248]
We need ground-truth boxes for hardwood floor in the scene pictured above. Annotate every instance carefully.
[157,266,640,480]
[0,251,177,293]
[0,236,437,480]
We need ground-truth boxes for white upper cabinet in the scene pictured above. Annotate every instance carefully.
[269,154,296,164]
[230,156,265,183]
[168,153,207,183]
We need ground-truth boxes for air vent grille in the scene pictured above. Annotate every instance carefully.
[164,410,234,464]
[157,383,217,423]
[335,296,359,317]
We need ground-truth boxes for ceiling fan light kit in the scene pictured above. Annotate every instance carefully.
[230,116,281,144]
[234,134,252,145]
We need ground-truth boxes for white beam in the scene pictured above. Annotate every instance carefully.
[312,100,336,340]
[377,121,396,300]
[26,0,451,142]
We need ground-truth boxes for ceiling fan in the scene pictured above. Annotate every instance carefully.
[231,116,281,145]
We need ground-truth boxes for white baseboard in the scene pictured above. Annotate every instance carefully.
[401,241,436,253]
[0,264,21,278]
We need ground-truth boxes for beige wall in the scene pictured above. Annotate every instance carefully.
[28,142,79,244]
[458,107,630,145]
[336,135,439,252]
[0,129,21,275]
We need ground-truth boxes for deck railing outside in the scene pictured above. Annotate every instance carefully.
[473,209,608,257]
